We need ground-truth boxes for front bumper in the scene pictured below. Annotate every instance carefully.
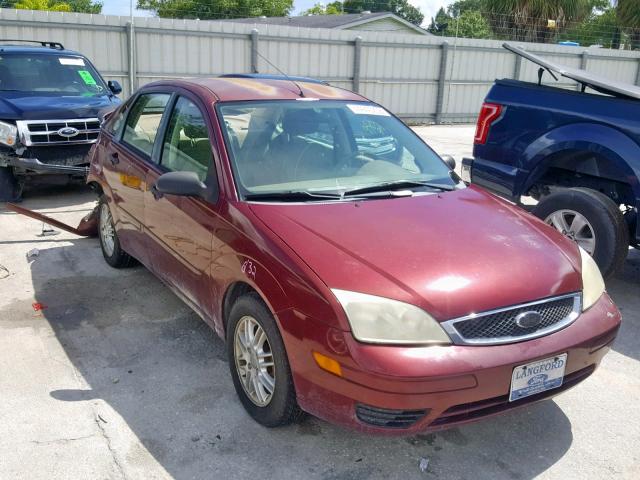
[279,293,620,435]
[6,156,89,175]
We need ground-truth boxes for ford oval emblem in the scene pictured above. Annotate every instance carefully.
[57,126,79,138]
[514,311,543,329]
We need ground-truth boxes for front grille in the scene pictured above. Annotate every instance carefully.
[429,365,595,429]
[442,293,581,345]
[16,118,100,146]
[24,145,92,165]
[355,404,428,429]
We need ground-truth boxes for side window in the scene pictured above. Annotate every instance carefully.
[122,93,170,157]
[104,104,128,136]
[160,97,213,181]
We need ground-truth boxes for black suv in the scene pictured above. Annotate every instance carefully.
[0,40,122,201]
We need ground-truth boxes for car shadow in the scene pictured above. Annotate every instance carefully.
[15,238,579,480]
[607,248,640,362]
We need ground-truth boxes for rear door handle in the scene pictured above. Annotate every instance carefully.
[109,152,119,165]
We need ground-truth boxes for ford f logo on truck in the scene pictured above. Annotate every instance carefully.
[0,39,122,202]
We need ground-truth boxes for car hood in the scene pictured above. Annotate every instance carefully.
[249,186,582,321]
[0,91,120,120]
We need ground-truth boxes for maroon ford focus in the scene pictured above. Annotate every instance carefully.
[88,75,621,434]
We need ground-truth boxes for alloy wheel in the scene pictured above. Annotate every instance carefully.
[545,209,596,255]
[233,315,276,406]
[99,203,116,257]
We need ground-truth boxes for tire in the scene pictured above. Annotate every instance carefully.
[0,166,22,202]
[226,293,302,427]
[98,195,135,268]
[533,188,629,278]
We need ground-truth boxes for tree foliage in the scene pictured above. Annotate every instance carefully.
[10,0,102,12]
[301,2,343,16]
[136,0,294,19]
[428,2,492,39]
[342,0,424,26]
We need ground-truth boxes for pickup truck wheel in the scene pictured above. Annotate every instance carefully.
[227,293,303,427]
[98,196,135,268]
[0,166,22,202]
[533,188,629,278]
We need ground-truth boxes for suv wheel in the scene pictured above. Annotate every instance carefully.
[98,195,135,268]
[226,293,302,427]
[533,188,629,278]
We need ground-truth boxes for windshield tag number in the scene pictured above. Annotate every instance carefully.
[241,259,256,280]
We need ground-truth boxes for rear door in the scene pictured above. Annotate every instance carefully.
[112,91,171,264]
[143,93,221,321]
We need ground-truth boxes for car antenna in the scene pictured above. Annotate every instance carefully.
[252,47,305,98]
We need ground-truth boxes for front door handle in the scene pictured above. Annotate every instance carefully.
[109,152,119,165]
[151,184,163,200]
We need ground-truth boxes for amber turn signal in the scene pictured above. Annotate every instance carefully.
[313,351,343,377]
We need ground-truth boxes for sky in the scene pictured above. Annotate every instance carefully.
[101,1,454,26]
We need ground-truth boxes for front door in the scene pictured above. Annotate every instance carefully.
[143,95,220,322]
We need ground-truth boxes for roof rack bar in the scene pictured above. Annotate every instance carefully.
[0,39,64,50]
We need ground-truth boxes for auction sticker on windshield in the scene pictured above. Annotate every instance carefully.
[509,353,567,402]
[347,104,390,116]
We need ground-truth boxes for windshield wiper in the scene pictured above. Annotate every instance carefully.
[341,180,454,197]
[244,190,343,202]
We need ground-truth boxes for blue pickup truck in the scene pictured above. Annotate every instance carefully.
[463,44,639,278]
[0,40,122,201]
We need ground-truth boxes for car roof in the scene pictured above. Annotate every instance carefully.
[0,45,84,56]
[146,77,369,103]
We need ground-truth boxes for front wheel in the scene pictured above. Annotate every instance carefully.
[0,166,22,202]
[226,293,302,427]
[533,188,629,278]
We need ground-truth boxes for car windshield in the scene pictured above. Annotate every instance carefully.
[218,100,457,199]
[0,53,108,96]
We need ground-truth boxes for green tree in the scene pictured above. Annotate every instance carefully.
[137,0,294,19]
[428,2,491,39]
[343,0,424,26]
[63,0,102,13]
[14,0,71,11]
[559,7,621,47]
[447,10,492,38]
[302,2,343,15]
[482,0,597,43]
[616,0,640,49]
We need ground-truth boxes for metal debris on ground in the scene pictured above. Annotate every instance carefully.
[26,248,39,261]
[419,457,430,473]
[39,222,59,237]
[0,265,9,279]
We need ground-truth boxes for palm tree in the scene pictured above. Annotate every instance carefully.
[483,0,594,43]
[14,0,72,11]
[615,0,640,49]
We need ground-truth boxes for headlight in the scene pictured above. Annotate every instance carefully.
[579,247,605,311]
[331,289,451,345]
[0,121,17,147]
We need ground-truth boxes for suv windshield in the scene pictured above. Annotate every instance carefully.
[218,100,456,199]
[0,53,108,96]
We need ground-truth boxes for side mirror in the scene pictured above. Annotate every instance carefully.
[108,80,122,95]
[441,154,456,171]
[154,171,206,198]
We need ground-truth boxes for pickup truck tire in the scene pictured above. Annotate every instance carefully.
[98,195,135,268]
[533,188,628,279]
[0,166,21,202]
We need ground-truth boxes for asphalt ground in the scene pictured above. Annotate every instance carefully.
[0,125,638,480]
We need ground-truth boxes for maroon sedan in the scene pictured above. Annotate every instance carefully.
[88,75,620,434]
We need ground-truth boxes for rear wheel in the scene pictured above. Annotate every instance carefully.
[98,195,134,268]
[226,293,302,427]
[533,188,629,278]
